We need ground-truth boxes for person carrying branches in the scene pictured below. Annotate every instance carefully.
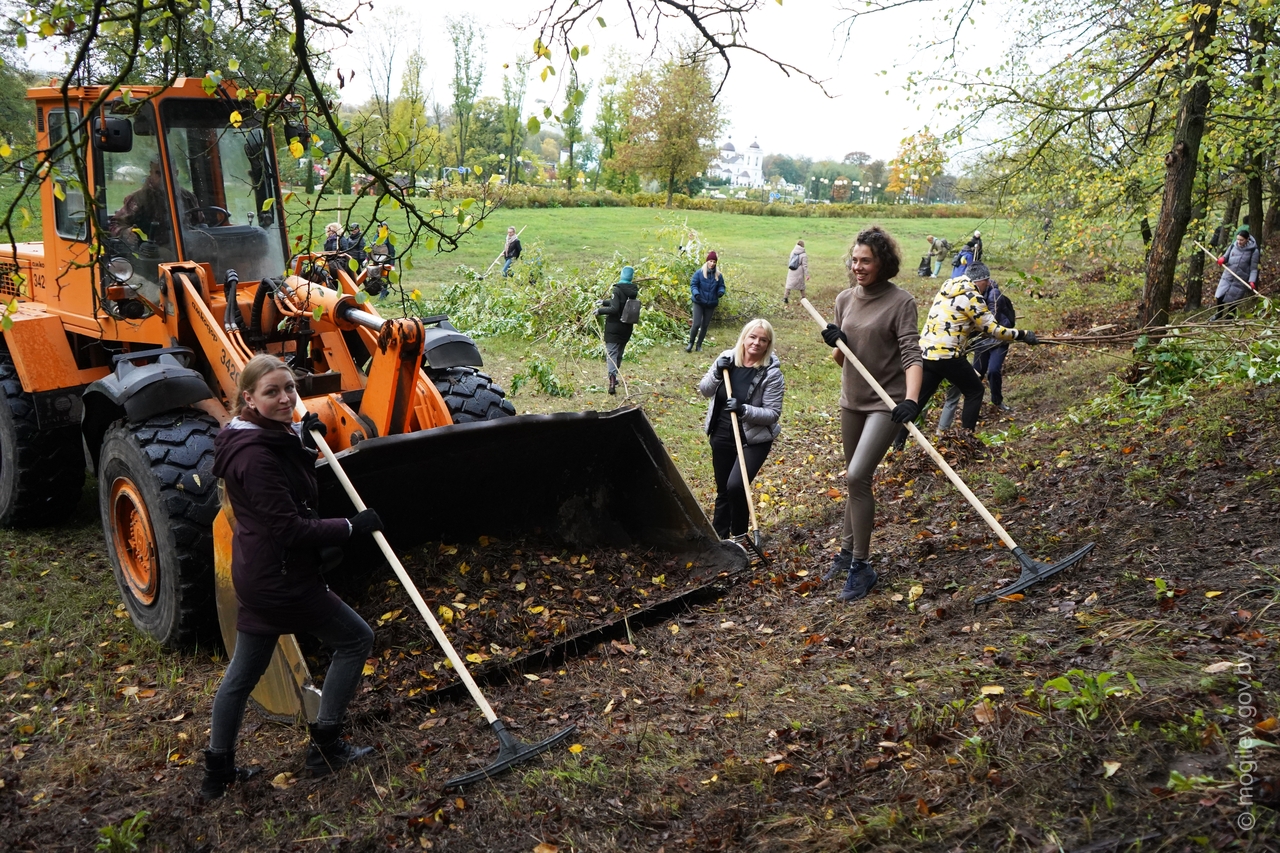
[596,266,640,395]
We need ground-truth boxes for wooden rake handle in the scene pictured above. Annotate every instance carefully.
[1193,240,1256,292]
[295,402,500,725]
[722,368,761,536]
[798,298,1020,552]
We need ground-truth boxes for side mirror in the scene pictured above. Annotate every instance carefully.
[93,116,133,153]
[283,122,308,148]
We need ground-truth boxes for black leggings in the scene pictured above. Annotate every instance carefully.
[710,437,772,537]
[919,356,985,430]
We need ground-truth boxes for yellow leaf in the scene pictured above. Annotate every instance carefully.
[378,609,402,625]
[1205,591,1223,598]
[980,685,1005,696]
[516,582,527,591]
[528,605,545,614]
[229,111,242,128]
[523,674,540,682]
[0,143,10,158]
[568,743,584,754]
[270,772,296,789]
[774,762,792,774]
[288,140,304,159]
[668,623,680,635]
[908,584,924,602]
[362,662,376,676]
[651,574,666,585]
[1102,760,1121,779]
[437,606,454,625]
[533,844,559,853]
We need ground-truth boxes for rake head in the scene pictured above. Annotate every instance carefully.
[975,543,1095,607]
[443,721,577,790]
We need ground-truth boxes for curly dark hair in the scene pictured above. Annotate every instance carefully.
[848,225,901,284]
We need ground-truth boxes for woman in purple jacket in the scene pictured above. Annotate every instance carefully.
[201,354,383,800]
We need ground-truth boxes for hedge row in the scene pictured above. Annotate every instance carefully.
[427,182,990,219]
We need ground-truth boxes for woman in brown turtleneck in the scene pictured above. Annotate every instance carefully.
[819,225,922,602]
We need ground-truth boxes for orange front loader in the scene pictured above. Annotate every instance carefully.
[1,80,742,718]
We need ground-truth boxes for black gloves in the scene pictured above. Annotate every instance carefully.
[349,508,384,536]
[821,323,848,348]
[300,412,326,450]
[1021,330,1039,345]
[890,400,920,424]
[715,354,734,373]
[723,397,742,413]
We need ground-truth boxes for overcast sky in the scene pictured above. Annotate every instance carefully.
[322,1,948,164]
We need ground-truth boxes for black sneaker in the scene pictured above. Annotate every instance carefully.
[824,549,853,582]
[993,402,1013,412]
[837,560,878,602]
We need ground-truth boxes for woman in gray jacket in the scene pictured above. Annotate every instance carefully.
[1214,226,1260,320]
[698,319,785,540]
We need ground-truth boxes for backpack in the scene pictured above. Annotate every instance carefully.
[994,293,1015,327]
[787,251,802,271]
[620,297,642,324]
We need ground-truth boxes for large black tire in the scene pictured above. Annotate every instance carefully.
[430,367,516,424]
[0,361,85,527]
[98,411,221,648]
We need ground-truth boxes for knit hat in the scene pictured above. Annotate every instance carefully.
[974,230,981,238]
[618,265,635,284]
[966,261,991,281]
[706,250,718,262]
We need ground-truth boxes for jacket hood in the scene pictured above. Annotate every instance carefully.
[614,281,639,298]
[212,420,303,478]
[1238,235,1258,251]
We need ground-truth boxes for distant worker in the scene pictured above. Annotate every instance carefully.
[686,250,725,353]
[971,230,984,262]
[323,222,342,252]
[784,238,809,304]
[341,222,366,265]
[819,226,921,603]
[950,240,975,279]
[596,265,640,395]
[502,226,523,277]
[698,319,784,541]
[914,261,1039,433]
[203,354,384,801]
[1214,226,1260,320]
[935,270,1019,436]
[927,234,950,277]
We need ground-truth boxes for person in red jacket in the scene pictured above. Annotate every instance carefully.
[201,354,384,800]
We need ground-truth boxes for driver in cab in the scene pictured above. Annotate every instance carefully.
[107,159,201,249]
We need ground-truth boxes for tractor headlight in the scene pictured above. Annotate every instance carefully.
[107,257,134,283]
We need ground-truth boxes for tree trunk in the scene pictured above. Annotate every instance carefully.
[666,169,676,208]
[1266,185,1279,242]
[1141,0,1220,329]
[1248,16,1267,241]
[1185,179,1211,311]
[1248,158,1264,238]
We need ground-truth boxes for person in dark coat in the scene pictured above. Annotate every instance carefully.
[596,265,639,395]
[686,250,725,352]
[502,226,523,277]
[341,223,366,264]
[323,222,342,252]
[698,319,785,540]
[202,354,384,801]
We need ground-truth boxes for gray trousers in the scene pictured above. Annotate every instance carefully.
[208,599,374,752]
[840,408,899,559]
[605,340,627,378]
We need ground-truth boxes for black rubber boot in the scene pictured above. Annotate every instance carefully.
[200,749,260,801]
[837,559,878,602]
[305,723,374,776]
[824,549,853,582]
[685,342,694,353]
[608,375,617,395]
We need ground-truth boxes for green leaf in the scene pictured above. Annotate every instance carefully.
[571,47,579,61]
[228,58,240,72]
[202,18,214,34]
[1043,677,1071,692]
[355,291,368,304]
[526,116,540,133]
[1,315,11,331]
[596,16,606,27]
[579,45,589,57]
[459,198,475,210]
[312,306,324,322]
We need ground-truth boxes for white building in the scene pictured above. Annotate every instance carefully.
[708,137,764,188]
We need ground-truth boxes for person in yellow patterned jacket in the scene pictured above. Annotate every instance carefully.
[915,262,1039,432]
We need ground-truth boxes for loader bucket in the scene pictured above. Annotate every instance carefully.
[315,407,734,563]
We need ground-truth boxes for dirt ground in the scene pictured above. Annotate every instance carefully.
[1,293,1278,851]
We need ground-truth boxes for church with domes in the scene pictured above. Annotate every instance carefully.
[708,137,764,188]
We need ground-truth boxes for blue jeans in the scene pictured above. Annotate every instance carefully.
[208,599,374,752]
[502,256,514,277]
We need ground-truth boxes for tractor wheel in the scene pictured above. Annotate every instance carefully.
[0,360,86,527]
[429,367,516,424]
[98,410,221,647]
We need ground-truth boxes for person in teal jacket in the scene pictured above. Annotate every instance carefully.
[596,265,640,395]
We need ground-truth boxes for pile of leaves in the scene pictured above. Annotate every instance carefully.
[351,535,737,697]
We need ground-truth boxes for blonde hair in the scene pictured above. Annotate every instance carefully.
[732,319,775,366]
[326,221,341,234]
[233,354,291,416]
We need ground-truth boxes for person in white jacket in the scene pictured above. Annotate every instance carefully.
[784,239,810,304]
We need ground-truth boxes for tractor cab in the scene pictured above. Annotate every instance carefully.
[32,79,290,324]
[95,89,290,317]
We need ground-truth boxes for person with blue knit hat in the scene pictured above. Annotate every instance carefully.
[596,265,640,395]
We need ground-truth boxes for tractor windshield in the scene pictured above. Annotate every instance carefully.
[160,99,288,283]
